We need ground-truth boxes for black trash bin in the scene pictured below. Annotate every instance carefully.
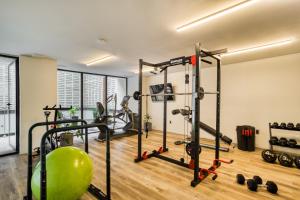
[236,125,255,151]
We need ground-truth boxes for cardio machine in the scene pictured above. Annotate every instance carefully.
[95,95,138,141]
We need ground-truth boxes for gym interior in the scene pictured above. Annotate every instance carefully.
[0,1,299,200]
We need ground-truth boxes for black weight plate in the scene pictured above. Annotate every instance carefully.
[296,123,300,130]
[236,174,245,185]
[253,176,263,185]
[294,156,300,169]
[278,153,293,167]
[266,181,278,194]
[261,150,277,163]
[186,142,201,156]
[133,91,141,100]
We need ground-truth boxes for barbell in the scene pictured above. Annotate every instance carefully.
[132,87,218,101]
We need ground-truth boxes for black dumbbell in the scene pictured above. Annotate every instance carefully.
[294,156,300,169]
[271,122,279,128]
[269,136,278,145]
[278,137,288,146]
[278,153,294,167]
[247,179,278,194]
[287,123,294,129]
[296,123,300,130]
[287,139,297,148]
[262,150,277,163]
[280,122,287,128]
[236,174,262,185]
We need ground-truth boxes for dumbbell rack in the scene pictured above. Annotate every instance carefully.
[269,123,300,151]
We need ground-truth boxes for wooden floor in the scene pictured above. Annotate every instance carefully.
[0,131,299,200]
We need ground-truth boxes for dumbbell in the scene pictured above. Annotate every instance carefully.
[295,156,300,169]
[269,136,278,145]
[278,153,294,167]
[278,137,288,146]
[262,150,277,163]
[296,123,300,130]
[287,122,294,129]
[287,139,297,148]
[271,122,279,128]
[236,174,262,185]
[247,179,278,194]
[280,122,287,128]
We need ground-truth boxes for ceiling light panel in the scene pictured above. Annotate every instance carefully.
[86,55,113,66]
[223,39,294,56]
[176,0,257,32]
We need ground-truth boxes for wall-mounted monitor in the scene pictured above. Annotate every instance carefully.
[149,83,175,101]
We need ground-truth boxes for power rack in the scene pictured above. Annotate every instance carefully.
[134,43,232,187]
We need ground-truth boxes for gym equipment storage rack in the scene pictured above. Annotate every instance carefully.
[269,123,300,150]
[134,43,231,187]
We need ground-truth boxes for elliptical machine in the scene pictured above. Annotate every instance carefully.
[95,95,138,141]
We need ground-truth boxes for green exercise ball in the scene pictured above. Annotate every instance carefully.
[31,146,93,200]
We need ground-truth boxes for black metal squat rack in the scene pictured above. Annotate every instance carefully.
[134,43,232,187]
[23,119,111,200]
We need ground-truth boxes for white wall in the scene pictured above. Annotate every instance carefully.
[19,56,57,154]
[127,75,147,117]
[128,53,300,149]
[128,76,139,113]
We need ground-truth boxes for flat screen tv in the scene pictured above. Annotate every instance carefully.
[149,83,175,101]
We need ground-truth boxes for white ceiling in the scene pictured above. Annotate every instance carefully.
[0,0,300,76]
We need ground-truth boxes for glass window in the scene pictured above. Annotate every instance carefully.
[107,77,127,114]
[57,70,127,122]
[57,71,81,118]
[83,74,105,123]
[0,56,18,155]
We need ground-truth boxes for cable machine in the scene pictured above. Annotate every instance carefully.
[133,43,232,187]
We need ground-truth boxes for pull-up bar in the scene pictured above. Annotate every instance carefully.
[141,48,227,69]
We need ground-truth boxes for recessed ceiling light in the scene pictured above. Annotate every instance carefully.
[176,0,257,32]
[222,39,294,56]
[86,55,113,66]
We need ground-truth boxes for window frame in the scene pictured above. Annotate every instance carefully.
[57,68,128,119]
[0,54,20,157]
